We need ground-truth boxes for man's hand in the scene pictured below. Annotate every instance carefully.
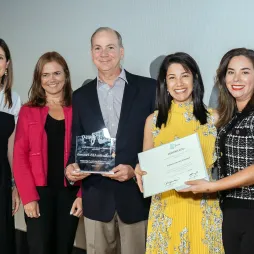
[103,164,135,182]
[70,197,83,218]
[24,201,40,218]
[65,163,91,182]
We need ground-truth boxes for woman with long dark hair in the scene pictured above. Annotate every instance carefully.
[135,52,224,253]
[181,48,254,253]
[0,38,21,254]
[13,52,82,254]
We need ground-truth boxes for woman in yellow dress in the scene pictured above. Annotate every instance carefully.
[135,52,224,253]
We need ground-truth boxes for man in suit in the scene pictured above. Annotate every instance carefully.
[65,27,156,254]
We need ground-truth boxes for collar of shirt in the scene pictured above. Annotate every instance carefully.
[97,69,128,89]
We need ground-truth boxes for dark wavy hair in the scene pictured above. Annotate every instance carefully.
[27,51,72,107]
[0,38,13,108]
[216,48,254,128]
[156,52,208,128]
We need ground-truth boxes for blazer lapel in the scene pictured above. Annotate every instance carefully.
[116,71,138,139]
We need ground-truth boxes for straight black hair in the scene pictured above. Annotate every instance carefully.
[156,52,208,128]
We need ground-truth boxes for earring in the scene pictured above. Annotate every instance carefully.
[4,69,8,76]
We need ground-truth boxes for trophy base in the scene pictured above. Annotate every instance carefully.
[74,169,114,175]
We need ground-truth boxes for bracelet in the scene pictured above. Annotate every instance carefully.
[11,178,16,188]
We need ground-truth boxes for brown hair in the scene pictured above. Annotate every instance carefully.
[28,52,72,107]
[0,39,13,108]
[216,48,254,128]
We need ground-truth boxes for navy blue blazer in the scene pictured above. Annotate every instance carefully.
[68,70,156,223]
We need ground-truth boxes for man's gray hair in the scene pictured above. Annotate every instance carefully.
[91,27,123,48]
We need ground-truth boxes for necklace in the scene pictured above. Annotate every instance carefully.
[46,99,63,106]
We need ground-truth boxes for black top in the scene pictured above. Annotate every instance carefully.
[0,111,15,187]
[45,114,65,188]
[216,109,254,200]
[0,90,20,254]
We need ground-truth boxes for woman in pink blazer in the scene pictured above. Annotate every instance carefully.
[14,52,82,254]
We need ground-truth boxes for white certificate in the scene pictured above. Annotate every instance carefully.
[138,133,209,198]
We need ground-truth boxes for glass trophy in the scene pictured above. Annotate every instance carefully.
[75,128,116,174]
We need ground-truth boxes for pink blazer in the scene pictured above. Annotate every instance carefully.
[13,105,81,205]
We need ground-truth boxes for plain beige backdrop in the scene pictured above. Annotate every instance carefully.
[1,0,254,250]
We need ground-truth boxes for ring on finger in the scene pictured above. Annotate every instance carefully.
[29,212,32,216]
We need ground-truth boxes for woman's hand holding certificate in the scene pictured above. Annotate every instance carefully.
[134,164,147,193]
[138,133,209,198]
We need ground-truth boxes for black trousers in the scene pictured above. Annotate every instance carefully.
[0,185,16,254]
[25,186,79,254]
[222,199,254,254]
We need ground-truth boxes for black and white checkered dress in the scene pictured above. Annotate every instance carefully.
[216,110,254,200]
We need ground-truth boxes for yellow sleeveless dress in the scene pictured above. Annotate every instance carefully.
[146,101,224,254]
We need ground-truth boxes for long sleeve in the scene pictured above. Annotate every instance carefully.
[13,107,39,205]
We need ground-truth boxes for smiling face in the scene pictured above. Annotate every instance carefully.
[0,46,9,82]
[41,61,65,98]
[225,55,254,107]
[166,63,193,104]
[91,30,124,75]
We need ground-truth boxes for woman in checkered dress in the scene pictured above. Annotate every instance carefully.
[181,48,254,254]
